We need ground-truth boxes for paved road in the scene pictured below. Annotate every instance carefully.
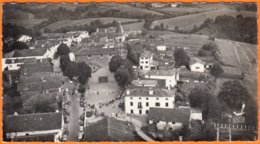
[67,92,80,141]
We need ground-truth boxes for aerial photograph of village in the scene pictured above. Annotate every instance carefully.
[2,2,258,142]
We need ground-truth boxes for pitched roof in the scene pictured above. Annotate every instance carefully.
[132,79,158,86]
[148,107,190,123]
[145,69,178,76]
[74,48,118,56]
[13,133,55,142]
[221,65,242,76]
[82,117,135,142]
[13,48,48,57]
[140,51,153,58]
[179,69,210,81]
[189,57,206,65]
[20,62,53,75]
[18,80,62,92]
[6,112,62,133]
[125,87,172,97]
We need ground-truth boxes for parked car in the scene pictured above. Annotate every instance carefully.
[80,101,85,107]
[79,126,84,132]
[78,132,83,140]
[65,115,70,123]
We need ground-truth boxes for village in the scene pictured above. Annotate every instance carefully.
[2,3,258,142]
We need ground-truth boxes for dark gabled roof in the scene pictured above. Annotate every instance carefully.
[148,107,190,123]
[125,87,173,97]
[13,48,48,57]
[74,48,118,56]
[18,80,62,92]
[189,57,206,65]
[82,117,135,142]
[6,112,62,133]
[20,62,53,75]
[179,69,210,81]
[13,133,55,142]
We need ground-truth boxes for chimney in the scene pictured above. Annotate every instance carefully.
[149,89,153,95]
[126,90,130,95]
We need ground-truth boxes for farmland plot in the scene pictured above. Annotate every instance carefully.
[152,9,256,31]
[4,18,47,29]
[215,39,240,67]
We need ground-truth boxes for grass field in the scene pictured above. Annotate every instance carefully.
[82,4,164,16]
[122,22,144,31]
[152,9,256,31]
[44,17,139,31]
[3,18,48,29]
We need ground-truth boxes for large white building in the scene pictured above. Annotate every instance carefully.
[124,87,175,115]
[144,69,179,89]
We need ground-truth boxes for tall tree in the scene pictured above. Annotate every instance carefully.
[54,43,70,58]
[114,66,130,90]
[77,62,92,85]
[60,55,71,72]
[174,48,190,67]
[210,63,224,77]
[64,61,79,80]
[109,55,123,73]
[218,80,249,109]
[189,86,211,108]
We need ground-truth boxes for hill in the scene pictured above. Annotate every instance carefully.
[151,9,256,31]
[44,17,139,31]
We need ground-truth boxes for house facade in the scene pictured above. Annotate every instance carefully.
[189,58,205,73]
[139,51,158,71]
[124,87,175,115]
[144,69,179,88]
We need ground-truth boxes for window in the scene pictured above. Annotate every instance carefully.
[145,66,148,68]
[156,97,159,100]
[146,102,149,107]
[98,76,108,83]
[145,61,148,64]
[166,98,168,100]
[131,110,133,114]
[139,110,142,114]
[146,97,149,100]
[165,102,168,107]
[155,102,160,107]
[196,67,200,69]
[139,97,141,99]
[130,102,133,106]
[130,97,133,100]
[146,110,149,114]
[138,102,142,108]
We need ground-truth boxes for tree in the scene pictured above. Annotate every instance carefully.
[77,62,92,85]
[60,55,71,72]
[210,63,224,77]
[54,43,70,58]
[114,66,130,90]
[174,48,190,67]
[78,84,86,93]
[109,55,123,73]
[188,86,211,108]
[64,61,79,80]
[218,80,249,109]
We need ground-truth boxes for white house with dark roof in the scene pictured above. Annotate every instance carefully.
[189,57,206,73]
[5,112,63,142]
[144,69,179,88]
[139,51,159,71]
[147,107,190,131]
[124,87,175,115]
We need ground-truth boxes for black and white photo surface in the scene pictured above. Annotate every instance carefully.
[2,2,258,142]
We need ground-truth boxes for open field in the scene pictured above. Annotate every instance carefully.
[151,9,256,31]
[3,18,47,29]
[82,4,164,16]
[44,17,139,31]
[122,22,144,31]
